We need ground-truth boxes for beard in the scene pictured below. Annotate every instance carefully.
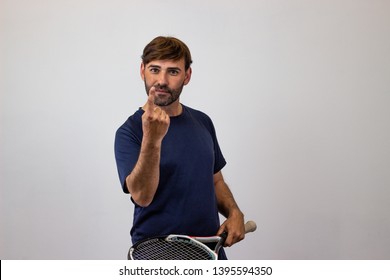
[144,81,184,107]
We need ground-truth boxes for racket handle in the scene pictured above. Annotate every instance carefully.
[244,220,257,234]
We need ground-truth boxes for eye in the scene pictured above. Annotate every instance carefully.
[168,69,180,76]
[149,67,160,74]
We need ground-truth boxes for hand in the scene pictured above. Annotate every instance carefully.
[142,87,170,144]
[217,212,245,247]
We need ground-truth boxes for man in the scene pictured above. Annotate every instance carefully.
[114,36,245,259]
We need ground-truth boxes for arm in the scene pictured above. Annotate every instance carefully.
[125,88,170,207]
[214,171,245,247]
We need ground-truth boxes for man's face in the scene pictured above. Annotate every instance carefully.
[141,58,191,107]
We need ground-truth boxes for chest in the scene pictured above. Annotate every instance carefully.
[160,120,215,173]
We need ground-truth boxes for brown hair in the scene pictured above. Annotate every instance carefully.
[141,36,193,70]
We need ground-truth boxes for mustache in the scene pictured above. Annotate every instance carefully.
[153,84,173,94]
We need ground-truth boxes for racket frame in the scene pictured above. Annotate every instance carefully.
[128,221,256,260]
[129,234,220,260]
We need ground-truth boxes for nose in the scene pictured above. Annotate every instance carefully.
[156,71,168,86]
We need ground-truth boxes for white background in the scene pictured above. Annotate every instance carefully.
[1,0,389,259]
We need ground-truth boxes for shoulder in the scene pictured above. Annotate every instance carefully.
[182,105,213,124]
[181,105,219,137]
[115,108,143,139]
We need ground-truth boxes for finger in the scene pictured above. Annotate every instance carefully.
[164,111,171,124]
[146,87,156,113]
[152,106,162,120]
[152,107,169,125]
[216,224,225,235]
[158,109,168,121]
[216,224,226,236]
[224,231,243,247]
[224,233,234,247]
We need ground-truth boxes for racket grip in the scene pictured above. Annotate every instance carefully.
[244,220,257,234]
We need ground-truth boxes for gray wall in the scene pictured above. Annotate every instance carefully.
[1,0,389,259]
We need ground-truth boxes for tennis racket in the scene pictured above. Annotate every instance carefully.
[128,220,257,260]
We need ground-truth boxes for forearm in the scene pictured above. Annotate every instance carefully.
[214,171,245,246]
[214,172,243,219]
[215,180,243,219]
[126,139,161,207]
[127,88,170,207]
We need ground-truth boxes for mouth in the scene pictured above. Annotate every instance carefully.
[154,87,171,95]
[156,89,169,93]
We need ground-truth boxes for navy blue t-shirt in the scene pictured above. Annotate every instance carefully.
[114,104,227,258]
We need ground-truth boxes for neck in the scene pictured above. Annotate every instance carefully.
[143,101,183,117]
[163,102,183,117]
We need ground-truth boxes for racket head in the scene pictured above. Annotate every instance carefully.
[129,235,218,260]
[128,221,257,260]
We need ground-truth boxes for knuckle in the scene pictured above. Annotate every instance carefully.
[142,113,152,121]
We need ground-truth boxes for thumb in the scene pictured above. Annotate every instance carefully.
[216,222,227,236]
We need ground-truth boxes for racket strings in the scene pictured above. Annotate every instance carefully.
[131,238,214,260]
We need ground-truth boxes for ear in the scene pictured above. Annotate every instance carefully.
[183,67,192,85]
[140,63,145,81]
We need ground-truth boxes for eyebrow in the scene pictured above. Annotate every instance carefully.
[148,65,182,72]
